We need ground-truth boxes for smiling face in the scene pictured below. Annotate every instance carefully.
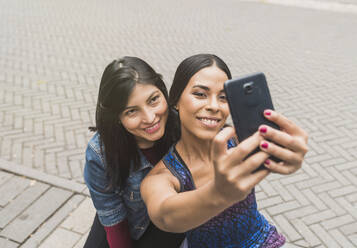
[119,83,168,149]
[176,65,229,141]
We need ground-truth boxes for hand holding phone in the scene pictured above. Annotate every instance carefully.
[224,72,280,169]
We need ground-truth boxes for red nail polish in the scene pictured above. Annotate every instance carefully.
[265,111,271,116]
[259,127,267,133]
[261,142,269,149]
[265,159,270,165]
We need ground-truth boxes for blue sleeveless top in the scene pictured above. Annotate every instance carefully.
[162,143,285,248]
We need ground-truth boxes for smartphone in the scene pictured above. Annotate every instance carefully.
[224,72,280,168]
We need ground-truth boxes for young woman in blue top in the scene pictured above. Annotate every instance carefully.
[141,54,308,247]
[83,56,184,248]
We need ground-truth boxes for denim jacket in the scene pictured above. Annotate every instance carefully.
[84,132,153,240]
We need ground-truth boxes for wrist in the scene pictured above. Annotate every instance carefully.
[206,181,232,208]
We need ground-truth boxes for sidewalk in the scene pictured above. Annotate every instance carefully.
[0,0,356,247]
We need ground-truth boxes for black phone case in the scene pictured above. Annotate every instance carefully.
[224,72,280,168]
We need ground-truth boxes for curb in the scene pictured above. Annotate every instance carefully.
[0,158,89,196]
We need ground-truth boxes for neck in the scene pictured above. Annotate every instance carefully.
[176,130,213,164]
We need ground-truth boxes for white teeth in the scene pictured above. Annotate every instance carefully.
[200,118,219,126]
[145,123,158,131]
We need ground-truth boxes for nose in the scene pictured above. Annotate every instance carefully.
[206,96,219,112]
[142,108,155,124]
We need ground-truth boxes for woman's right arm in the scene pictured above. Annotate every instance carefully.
[141,128,270,233]
[84,144,132,248]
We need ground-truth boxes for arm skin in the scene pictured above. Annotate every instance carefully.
[141,131,270,233]
[140,164,230,233]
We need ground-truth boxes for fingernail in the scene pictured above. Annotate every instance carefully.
[259,127,267,133]
[261,142,269,149]
[264,110,271,116]
[264,159,270,165]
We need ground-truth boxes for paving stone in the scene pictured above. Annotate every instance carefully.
[329,185,356,198]
[349,233,357,247]
[38,228,81,248]
[61,197,95,234]
[311,181,342,194]
[271,181,294,201]
[302,189,327,211]
[0,176,31,207]
[259,180,278,196]
[293,218,321,247]
[273,215,301,241]
[0,180,49,228]
[336,197,357,219]
[267,201,301,216]
[0,170,13,186]
[286,185,310,206]
[310,224,341,248]
[0,237,18,248]
[283,243,304,248]
[0,187,72,243]
[0,159,87,195]
[73,230,89,248]
[257,195,283,209]
[322,214,355,230]
[284,205,318,220]
[318,192,346,216]
[329,229,355,248]
[21,194,84,248]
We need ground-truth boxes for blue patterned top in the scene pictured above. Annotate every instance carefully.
[162,142,285,248]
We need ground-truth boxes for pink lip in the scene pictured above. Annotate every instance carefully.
[144,121,160,134]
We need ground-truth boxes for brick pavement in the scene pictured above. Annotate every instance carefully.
[0,0,356,247]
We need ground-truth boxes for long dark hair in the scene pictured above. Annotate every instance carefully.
[169,54,232,136]
[90,56,178,189]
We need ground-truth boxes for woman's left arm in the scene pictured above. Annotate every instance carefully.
[258,109,309,174]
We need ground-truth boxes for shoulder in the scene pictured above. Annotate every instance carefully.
[142,160,181,194]
[87,132,102,154]
[85,132,106,169]
[86,132,106,159]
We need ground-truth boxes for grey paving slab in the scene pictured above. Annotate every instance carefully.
[0,159,88,195]
[60,197,95,234]
[20,194,85,248]
[0,180,49,228]
[0,170,13,186]
[38,228,81,248]
[0,237,18,248]
[0,176,31,207]
[0,187,72,243]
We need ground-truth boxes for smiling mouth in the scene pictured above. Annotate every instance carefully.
[144,121,160,134]
[197,117,221,128]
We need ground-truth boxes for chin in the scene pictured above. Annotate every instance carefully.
[194,130,219,141]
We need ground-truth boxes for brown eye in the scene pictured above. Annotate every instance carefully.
[125,109,137,116]
[219,94,227,101]
[149,95,160,104]
[192,92,206,98]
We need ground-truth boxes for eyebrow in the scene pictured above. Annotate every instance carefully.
[192,84,225,93]
[124,90,160,110]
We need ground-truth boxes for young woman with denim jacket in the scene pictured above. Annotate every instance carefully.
[83,56,184,248]
[141,54,309,247]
